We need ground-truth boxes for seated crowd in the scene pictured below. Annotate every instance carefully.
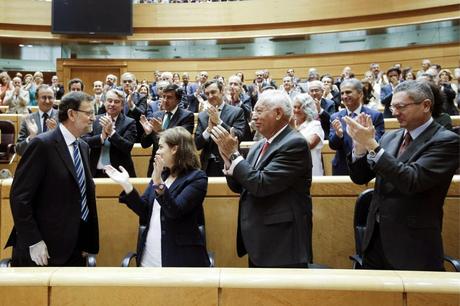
[1,60,459,271]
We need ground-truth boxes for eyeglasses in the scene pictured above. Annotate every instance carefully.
[75,109,95,117]
[389,102,421,112]
[39,96,55,101]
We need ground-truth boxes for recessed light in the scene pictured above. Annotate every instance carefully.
[27,45,33,48]
[19,44,24,47]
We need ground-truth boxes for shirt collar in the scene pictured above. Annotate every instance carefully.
[38,109,53,118]
[59,124,77,146]
[167,105,179,116]
[346,104,362,116]
[265,124,289,144]
[407,117,433,140]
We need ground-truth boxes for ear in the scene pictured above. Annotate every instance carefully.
[67,109,76,122]
[422,99,432,113]
[171,145,179,155]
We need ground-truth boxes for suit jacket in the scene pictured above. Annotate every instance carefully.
[126,92,148,143]
[141,108,195,177]
[195,103,246,175]
[348,121,460,270]
[226,126,312,267]
[380,84,395,118]
[83,113,137,177]
[320,98,335,115]
[15,109,59,156]
[7,128,99,265]
[329,106,385,175]
[119,169,210,267]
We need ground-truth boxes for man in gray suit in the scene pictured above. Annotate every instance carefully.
[211,89,312,268]
[16,84,59,156]
[346,80,459,271]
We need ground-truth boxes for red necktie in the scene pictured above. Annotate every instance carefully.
[256,141,270,165]
[397,131,412,157]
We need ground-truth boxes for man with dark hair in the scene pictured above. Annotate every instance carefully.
[329,78,385,175]
[140,83,194,177]
[195,79,246,176]
[68,78,84,92]
[381,67,402,118]
[7,91,99,266]
[346,80,459,271]
[15,84,59,156]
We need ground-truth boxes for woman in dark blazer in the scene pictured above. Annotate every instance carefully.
[104,126,210,267]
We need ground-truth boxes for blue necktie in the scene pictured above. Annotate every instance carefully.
[72,141,89,221]
[100,139,111,165]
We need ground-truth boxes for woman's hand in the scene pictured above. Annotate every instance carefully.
[104,165,133,194]
[152,154,165,185]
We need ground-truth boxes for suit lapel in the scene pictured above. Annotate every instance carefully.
[54,128,79,184]
[169,109,181,128]
[255,126,291,169]
[397,121,440,162]
[34,112,42,134]
[387,129,404,157]
[248,140,264,168]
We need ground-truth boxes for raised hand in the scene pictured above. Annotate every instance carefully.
[152,154,165,185]
[46,118,58,130]
[140,115,153,135]
[331,118,344,138]
[103,165,133,194]
[24,116,39,138]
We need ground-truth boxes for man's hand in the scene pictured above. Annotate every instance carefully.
[210,125,238,160]
[331,118,344,138]
[46,118,58,130]
[343,114,378,152]
[99,114,114,138]
[24,116,38,139]
[140,115,153,135]
[29,240,50,266]
[208,105,220,126]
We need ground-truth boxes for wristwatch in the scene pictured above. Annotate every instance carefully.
[229,151,241,162]
[368,146,381,158]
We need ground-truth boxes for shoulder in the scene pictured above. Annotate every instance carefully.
[331,109,346,119]
[178,108,194,118]
[363,106,383,118]
[182,169,208,182]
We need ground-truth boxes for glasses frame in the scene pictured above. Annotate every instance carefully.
[389,101,422,113]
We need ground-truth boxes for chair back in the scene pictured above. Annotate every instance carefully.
[353,189,374,257]
[0,120,15,163]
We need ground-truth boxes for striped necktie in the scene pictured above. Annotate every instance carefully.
[42,112,49,132]
[72,141,89,221]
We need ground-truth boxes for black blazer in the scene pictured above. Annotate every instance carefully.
[348,121,460,270]
[119,169,210,267]
[141,107,194,177]
[195,103,246,174]
[7,128,99,265]
[83,113,137,177]
[226,126,312,267]
[126,92,148,143]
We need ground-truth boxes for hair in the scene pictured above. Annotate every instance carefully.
[68,78,84,91]
[203,79,224,92]
[106,88,125,102]
[156,80,170,93]
[35,84,53,100]
[58,91,93,122]
[394,80,435,114]
[236,71,245,82]
[386,67,401,76]
[340,78,363,93]
[159,126,201,176]
[360,78,374,105]
[0,71,11,85]
[228,75,242,85]
[293,94,318,122]
[438,69,453,81]
[308,80,324,91]
[163,84,183,100]
[320,74,333,82]
[258,89,292,119]
[402,68,415,80]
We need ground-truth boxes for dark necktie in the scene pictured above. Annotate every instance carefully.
[162,112,172,129]
[72,141,89,221]
[42,113,49,132]
[397,131,412,157]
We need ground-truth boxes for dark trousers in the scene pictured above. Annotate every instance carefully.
[362,223,394,270]
[205,158,225,177]
[248,258,308,268]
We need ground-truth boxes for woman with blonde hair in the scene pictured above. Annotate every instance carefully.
[292,94,324,176]
[105,126,210,267]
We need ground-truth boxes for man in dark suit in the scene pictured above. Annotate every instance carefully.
[309,80,335,140]
[83,89,137,178]
[345,80,459,271]
[195,80,246,176]
[227,75,253,141]
[140,84,194,177]
[380,67,401,118]
[50,75,65,100]
[121,72,148,143]
[329,79,385,175]
[7,91,99,267]
[16,84,59,156]
[210,89,312,268]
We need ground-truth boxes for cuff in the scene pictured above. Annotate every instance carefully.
[224,156,244,176]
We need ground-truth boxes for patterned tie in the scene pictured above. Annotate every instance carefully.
[100,139,111,165]
[42,113,49,132]
[162,112,172,129]
[397,131,412,157]
[72,141,89,221]
[256,141,270,165]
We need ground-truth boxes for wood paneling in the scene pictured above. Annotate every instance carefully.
[0,1,458,41]
[56,43,460,86]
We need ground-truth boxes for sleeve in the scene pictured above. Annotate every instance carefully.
[194,114,209,150]
[15,120,30,156]
[156,172,208,219]
[109,119,137,155]
[328,114,344,150]
[221,108,246,141]
[119,186,152,224]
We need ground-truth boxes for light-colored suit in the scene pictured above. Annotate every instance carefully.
[15,109,59,156]
[3,88,29,114]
